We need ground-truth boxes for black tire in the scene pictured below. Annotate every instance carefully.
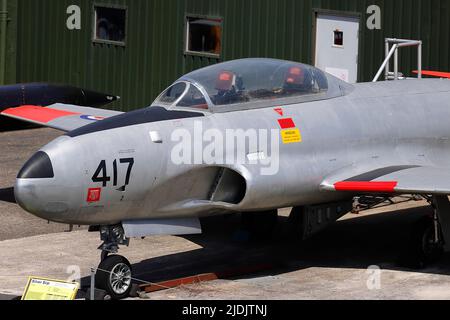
[95,255,133,300]
[401,216,444,269]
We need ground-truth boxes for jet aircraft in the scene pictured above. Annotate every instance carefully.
[2,58,450,299]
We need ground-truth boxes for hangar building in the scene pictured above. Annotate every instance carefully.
[0,0,449,110]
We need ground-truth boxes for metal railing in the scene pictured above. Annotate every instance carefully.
[373,38,422,82]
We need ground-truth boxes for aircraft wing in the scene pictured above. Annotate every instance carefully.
[321,165,450,195]
[1,103,123,132]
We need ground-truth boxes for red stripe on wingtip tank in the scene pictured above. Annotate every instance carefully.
[2,105,80,123]
[334,181,398,193]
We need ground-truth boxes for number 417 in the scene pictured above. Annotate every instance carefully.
[92,158,135,188]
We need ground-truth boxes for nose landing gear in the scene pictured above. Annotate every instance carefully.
[96,255,132,300]
[93,225,133,300]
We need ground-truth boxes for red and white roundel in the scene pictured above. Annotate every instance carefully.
[80,115,105,121]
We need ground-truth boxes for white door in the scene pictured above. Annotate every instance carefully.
[315,14,360,83]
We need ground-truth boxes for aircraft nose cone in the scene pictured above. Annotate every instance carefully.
[15,151,69,221]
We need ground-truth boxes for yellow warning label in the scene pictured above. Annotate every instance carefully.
[22,277,79,300]
[281,128,302,144]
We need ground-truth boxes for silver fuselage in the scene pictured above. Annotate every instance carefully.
[15,79,450,225]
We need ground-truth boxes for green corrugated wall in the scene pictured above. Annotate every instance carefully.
[4,0,450,111]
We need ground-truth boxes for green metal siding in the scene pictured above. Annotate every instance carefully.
[6,0,450,111]
[1,0,17,85]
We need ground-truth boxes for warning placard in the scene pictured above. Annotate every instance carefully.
[22,277,79,300]
[281,129,302,144]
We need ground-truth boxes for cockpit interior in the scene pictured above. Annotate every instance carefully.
[152,58,353,113]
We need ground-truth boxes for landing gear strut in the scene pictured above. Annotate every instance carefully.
[405,195,450,268]
[94,225,133,300]
[407,215,444,268]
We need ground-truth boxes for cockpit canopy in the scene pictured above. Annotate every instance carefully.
[153,58,353,112]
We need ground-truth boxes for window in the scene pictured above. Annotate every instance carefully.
[186,16,222,57]
[157,83,187,104]
[181,59,329,107]
[177,85,208,109]
[334,30,343,46]
[93,6,127,45]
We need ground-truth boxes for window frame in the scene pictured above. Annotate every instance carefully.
[153,81,213,112]
[92,3,128,47]
[158,82,189,106]
[184,14,223,58]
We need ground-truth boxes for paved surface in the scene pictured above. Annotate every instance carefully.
[0,128,85,241]
[1,128,450,300]
[2,202,450,300]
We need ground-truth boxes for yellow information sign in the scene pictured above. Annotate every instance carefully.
[281,128,302,144]
[22,277,79,300]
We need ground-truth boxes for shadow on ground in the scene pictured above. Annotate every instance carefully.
[0,188,16,204]
[80,204,450,291]
[0,118,38,133]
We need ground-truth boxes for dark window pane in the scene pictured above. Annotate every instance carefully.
[95,7,126,43]
[334,30,343,46]
[187,18,222,55]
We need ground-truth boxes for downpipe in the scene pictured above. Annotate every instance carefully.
[0,0,8,85]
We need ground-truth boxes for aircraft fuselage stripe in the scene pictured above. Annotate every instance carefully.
[334,181,398,193]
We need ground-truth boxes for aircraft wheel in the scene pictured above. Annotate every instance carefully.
[95,255,133,300]
[417,217,444,267]
[403,216,444,269]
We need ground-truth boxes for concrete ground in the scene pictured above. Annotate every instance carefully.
[1,128,450,300]
[0,128,85,241]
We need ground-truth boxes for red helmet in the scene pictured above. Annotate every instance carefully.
[216,71,236,91]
